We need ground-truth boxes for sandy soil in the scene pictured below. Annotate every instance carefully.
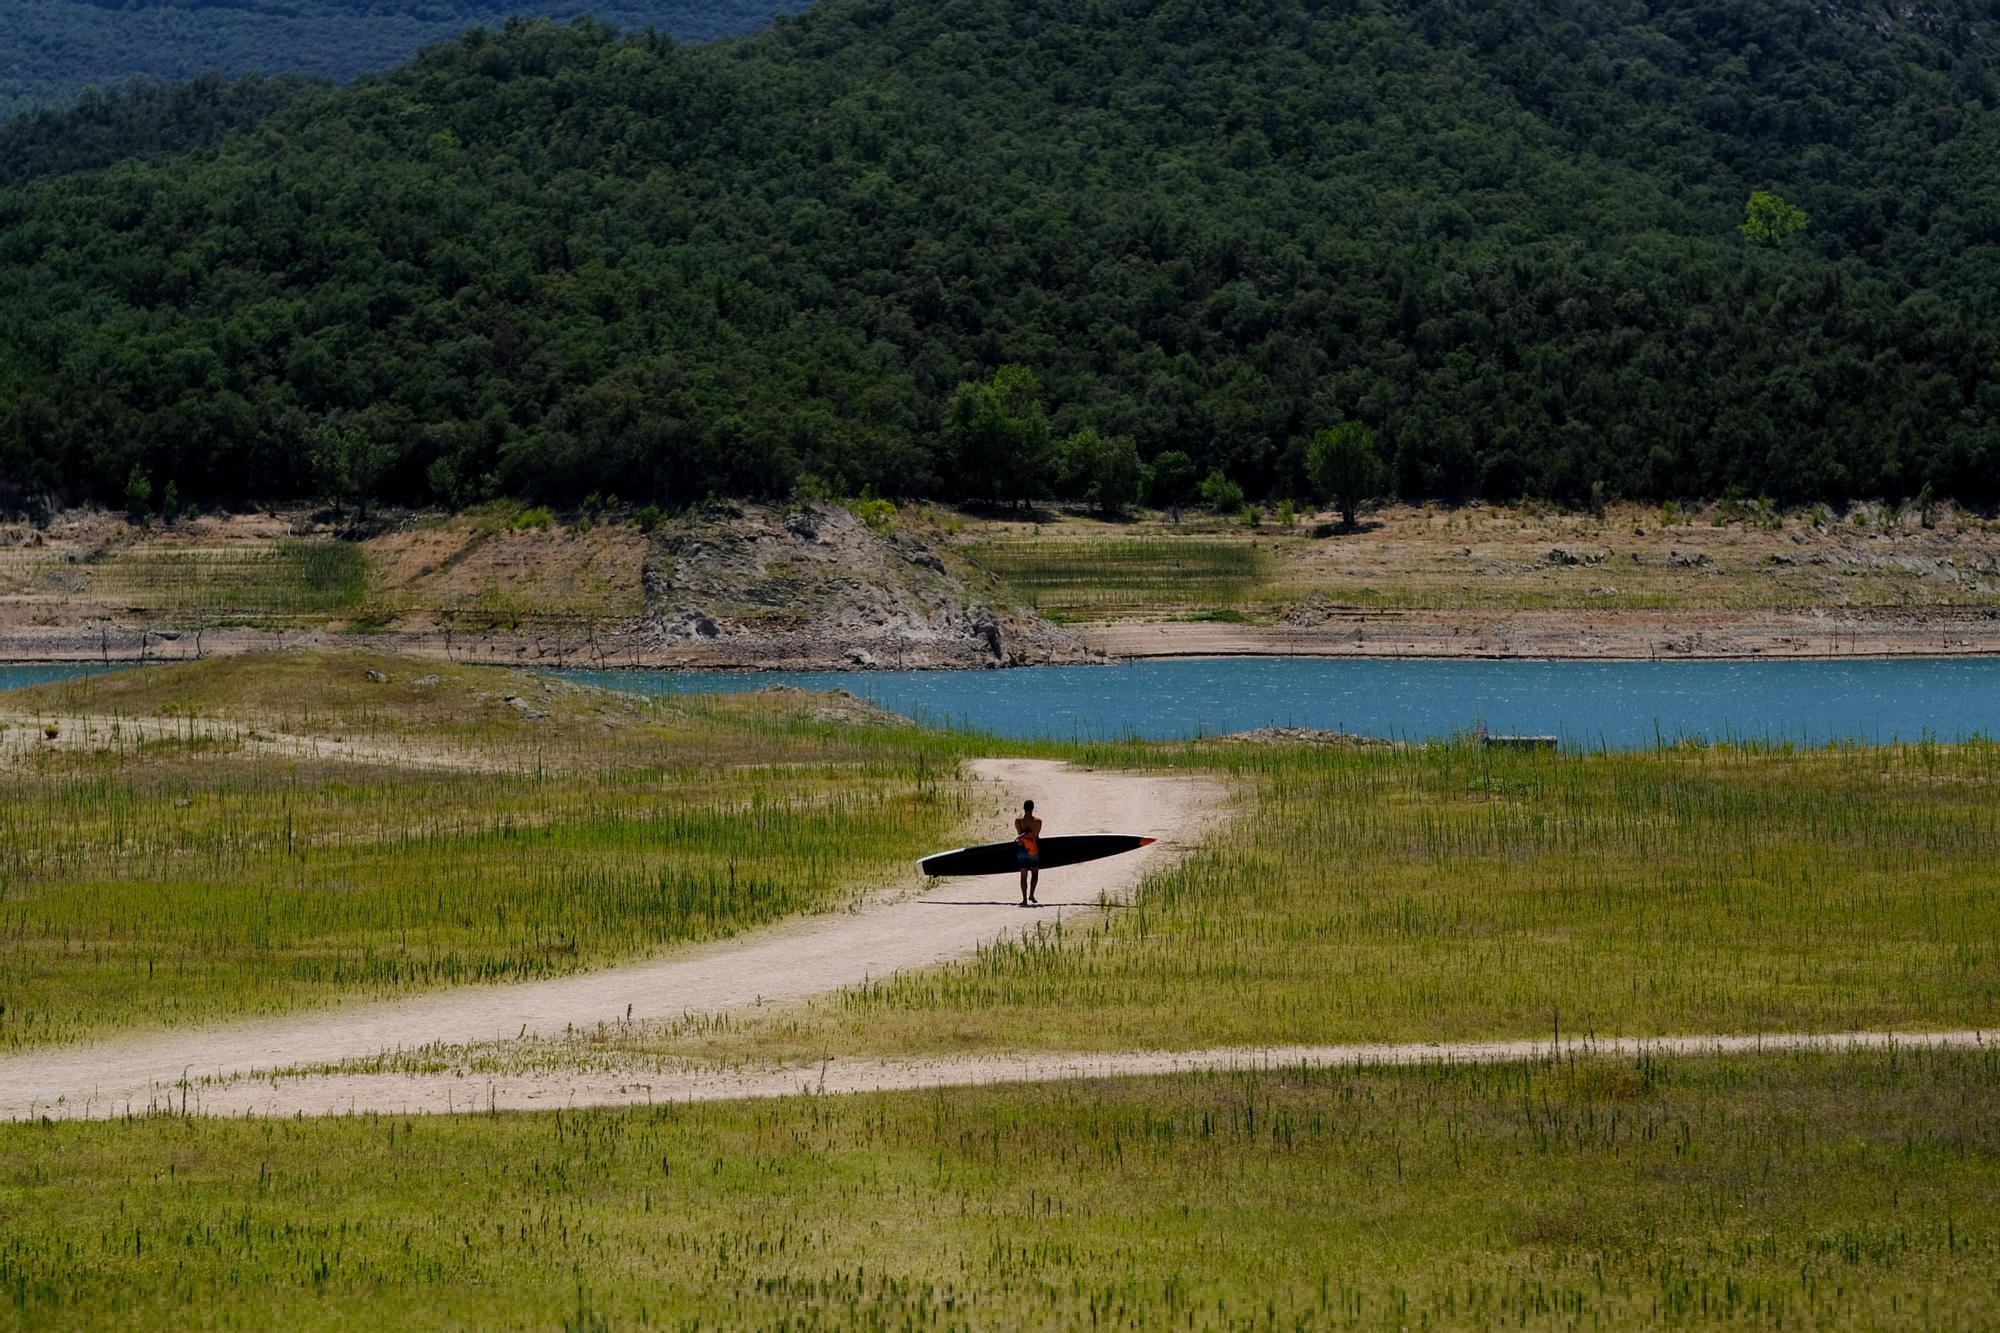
[0,758,1227,1120]
[1080,607,2000,661]
[6,502,1998,666]
[0,710,528,774]
[50,1029,1991,1120]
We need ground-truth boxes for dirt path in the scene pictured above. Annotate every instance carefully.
[37,1029,1988,1120]
[0,758,1226,1120]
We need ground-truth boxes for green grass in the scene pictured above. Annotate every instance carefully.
[85,540,369,622]
[1,1048,1994,1328]
[637,737,2000,1065]
[0,652,973,1047]
[970,538,1270,617]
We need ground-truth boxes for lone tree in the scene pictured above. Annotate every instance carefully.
[1058,428,1146,514]
[307,416,395,521]
[943,365,1052,507]
[1147,450,1197,509]
[1740,190,1808,247]
[1307,420,1388,528]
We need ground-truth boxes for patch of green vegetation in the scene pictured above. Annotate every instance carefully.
[79,540,369,623]
[653,738,2000,1063]
[973,538,1270,617]
[2,1050,1995,1327]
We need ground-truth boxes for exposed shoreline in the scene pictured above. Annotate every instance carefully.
[1077,607,2000,664]
[5,606,2000,670]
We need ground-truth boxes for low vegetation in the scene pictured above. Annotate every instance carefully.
[960,500,2000,623]
[970,537,1269,620]
[2,1048,1994,1327]
[0,651,968,1047]
[598,734,2000,1066]
[3,650,1996,1326]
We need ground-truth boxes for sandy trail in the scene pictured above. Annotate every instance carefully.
[0,758,1225,1120]
[49,1029,1991,1120]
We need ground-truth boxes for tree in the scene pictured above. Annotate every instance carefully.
[1307,421,1387,527]
[1058,429,1145,514]
[1197,469,1245,512]
[1147,451,1198,508]
[123,465,153,526]
[1740,190,1807,247]
[307,417,394,520]
[942,365,1051,507]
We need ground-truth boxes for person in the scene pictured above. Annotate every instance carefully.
[1014,799,1043,906]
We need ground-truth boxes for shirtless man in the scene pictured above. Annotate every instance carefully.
[1014,799,1043,906]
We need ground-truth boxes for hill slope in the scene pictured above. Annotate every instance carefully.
[0,0,1995,510]
[0,0,795,119]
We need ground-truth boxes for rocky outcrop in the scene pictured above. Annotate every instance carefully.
[639,504,1098,669]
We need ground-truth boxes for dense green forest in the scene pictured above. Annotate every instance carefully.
[2,0,1996,512]
[0,0,794,119]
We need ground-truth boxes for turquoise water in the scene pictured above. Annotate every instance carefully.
[6,657,1995,748]
[559,657,2000,748]
[0,664,123,692]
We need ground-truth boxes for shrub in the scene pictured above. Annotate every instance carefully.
[1198,469,1245,513]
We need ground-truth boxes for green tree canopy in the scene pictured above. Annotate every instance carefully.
[943,367,1052,507]
[1058,429,1146,515]
[1307,422,1389,528]
[1740,191,1809,247]
[0,1,1996,513]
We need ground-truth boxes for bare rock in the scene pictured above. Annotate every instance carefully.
[638,503,1095,670]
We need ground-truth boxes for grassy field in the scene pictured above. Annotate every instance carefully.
[4,650,1998,1326]
[548,735,2000,1069]
[0,652,971,1048]
[12,651,2000,1064]
[2,1047,1995,1327]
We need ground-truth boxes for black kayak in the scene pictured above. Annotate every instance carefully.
[920,834,1155,878]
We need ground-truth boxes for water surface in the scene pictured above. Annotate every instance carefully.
[0,664,121,692]
[560,657,2000,748]
[5,656,1992,748]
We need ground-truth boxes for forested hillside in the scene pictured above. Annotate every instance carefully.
[0,0,793,119]
[1,0,1995,511]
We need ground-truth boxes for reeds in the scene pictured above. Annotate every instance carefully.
[0,1046,1992,1326]
[88,540,369,620]
[970,538,1268,617]
[674,736,2000,1061]
[0,654,975,1047]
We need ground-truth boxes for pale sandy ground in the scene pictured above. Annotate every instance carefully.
[0,711,525,773]
[61,1029,1994,1120]
[0,758,1226,1120]
[1081,608,2000,661]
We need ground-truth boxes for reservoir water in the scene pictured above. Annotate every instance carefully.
[562,657,2000,748]
[4,657,1995,749]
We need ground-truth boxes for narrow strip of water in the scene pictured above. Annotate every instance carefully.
[558,657,2000,747]
[8,657,1994,747]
